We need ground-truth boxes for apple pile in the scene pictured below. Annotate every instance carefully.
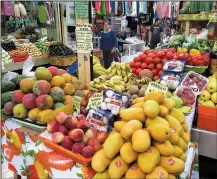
[47,112,108,158]
[80,92,95,116]
[129,49,177,80]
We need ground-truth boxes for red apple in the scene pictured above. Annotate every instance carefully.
[51,132,64,144]
[87,138,100,151]
[65,115,78,129]
[58,125,69,135]
[56,112,68,124]
[72,142,85,154]
[96,131,108,143]
[61,136,74,150]
[76,114,86,121]
[82,146,95,158]
[47,121,59,134]
[85,128,98,139]
[77,119,90,130]
[68,129,84,142]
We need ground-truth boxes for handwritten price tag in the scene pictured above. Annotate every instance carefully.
[145,82,168,95]
[73,96,81,113]
[86,92,103,110]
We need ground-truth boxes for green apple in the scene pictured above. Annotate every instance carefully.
[13,104,28,119]
[206,81,217,93]
[200,90,211,101]
[198,97,205,104]
[170,96,184,108]
[176,106,191,113]
[204,100,215,107]
[166,90,173,98]
[211,92,217,103]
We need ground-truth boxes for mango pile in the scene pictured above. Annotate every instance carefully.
[91,91,190,179]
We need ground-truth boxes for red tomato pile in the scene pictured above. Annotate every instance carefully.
[129,48,176,80]
[185,52,210,66]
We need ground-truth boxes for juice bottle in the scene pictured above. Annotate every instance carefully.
[207,13,217,41]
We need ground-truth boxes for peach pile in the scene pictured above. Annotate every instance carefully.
[47,112,108,158]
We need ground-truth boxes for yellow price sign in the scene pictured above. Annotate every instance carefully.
[145,82,168,96]
[213,41,217,51]
[86,92,103,110]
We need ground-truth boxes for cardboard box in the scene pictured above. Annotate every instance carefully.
[50,56,76,66]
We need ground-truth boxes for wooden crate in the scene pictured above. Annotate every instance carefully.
[50,56,76,66]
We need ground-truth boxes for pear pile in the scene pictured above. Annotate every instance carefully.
[92,91,191,179]
[198,74,217,107]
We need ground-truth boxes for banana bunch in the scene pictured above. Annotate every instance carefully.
[93,56,108,77]
[107,62,132,79]
[132,76,152,88]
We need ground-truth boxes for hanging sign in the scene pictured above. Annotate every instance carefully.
[145,82,168,95]
[75,1,88,19]
[213,41,217,51]
[86,92,103,110]
[75,23,93,54]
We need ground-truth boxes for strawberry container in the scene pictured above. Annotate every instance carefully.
[163,60,185,72]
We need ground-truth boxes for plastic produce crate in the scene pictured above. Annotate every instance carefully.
[184,65,208,74]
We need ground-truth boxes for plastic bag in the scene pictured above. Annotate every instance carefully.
[22,56,35,77]
[2,71,18,81]
[196,30,208,39]
[19,2,27,16]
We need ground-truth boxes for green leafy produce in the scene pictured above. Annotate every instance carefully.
[168,40,181,48]
[1,91,13,106]
[34,42,49,54]
[176,35,185,44]
[1,80,16,93]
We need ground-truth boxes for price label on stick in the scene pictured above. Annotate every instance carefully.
[86,92,103,110]
[145,82,168,95]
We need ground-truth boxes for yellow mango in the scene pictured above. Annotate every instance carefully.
[173,145,184,158]
[145,116,170,128]
[168,174,176,179]
[153,140,174,156]
[120,142,138,163]
[125,163,146,179]
[131,102,144,109]
[161,98,176,111]
[91,150,112,172]
[159,156,185,174]
[165,115,184,137]
[143,100,160,118]
[132,129,151,152]
[143,91,165,104]
[176,137,188,152]
[120,120,143,139]
[159,105,169,118]
[182,132,191,143]
[146,166,168,179]
[138,146,160,173]
[132,97,145,104]
[93,170,110,179]
[182,123,188,132]
[120,108,146,122]
[114,121,127,132]
[108,156,129,179]
[147,124,171,142]
[169,129,180,145]
[103,133,124,159]
[179,153,187,162]
[108,130,118,138]
[170,108,185,123]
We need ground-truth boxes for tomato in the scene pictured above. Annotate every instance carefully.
[148,49,157,54]
[133,57,140,62]
[158,70,163,76]
[192,56,204,66]
[173,53,178,60]
[129,61,135,68]
[136,68,142,75]
[141,62,148,69]
[156,63,163,71]
[156,51,165,58]
[153,57,161,64]
[178,53,190,61]
[148,52,156,59]
[146,57,153,64]
[169,48,176,53]
[148,63,155,70]
[152,69,158,76]
[166,51,174,60]
[143,49,149,54]
[202,53,210,65]
[153,75,160,81]
[134,62,142,68]
[162,58,167,64]
[139,54,147,62]
[132,68,136,73]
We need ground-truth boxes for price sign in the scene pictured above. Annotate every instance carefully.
[75,1,88,19]
[75,23,93,54]
[213,41,217,51]
[145,82,168,95]
[73,96,81,113]
[86,92,103,110]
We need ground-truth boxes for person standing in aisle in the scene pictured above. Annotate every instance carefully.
[148,18,164,49]
[100,21,118,69]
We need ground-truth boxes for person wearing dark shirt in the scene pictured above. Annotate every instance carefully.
[148,18,164,49]
[164,18,172,37]
[100,21,118,69]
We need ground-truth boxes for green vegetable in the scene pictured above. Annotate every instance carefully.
[1,80,16,93]
[176,35,185,44]
[189,42,200,50]
[1,91,13,106]
[168,40,181,48]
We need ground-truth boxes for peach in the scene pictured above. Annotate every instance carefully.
[22,93,37,109]
[69,129,84,142]
[56,112,68,124]
[64,95,73,105]
[82,135,89,144]
[96,131,108,143]
[65,115,78,129]
[36,94,54,110]
[82,146,95,158]
[3,102,15,115]
[76,114,86,121]
[47,120,59,133]
[33,80,51,96]
[48,66,59,76]
[12,90,25,103]
[77,119,90,131]
[51,132,64,144]
[87,138,100,151]
[72,142,85,154]
[85,128,98,140]
[58,125,69,135]
[61,136,74,150]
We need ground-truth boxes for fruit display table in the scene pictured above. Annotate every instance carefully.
[2,116,199,179]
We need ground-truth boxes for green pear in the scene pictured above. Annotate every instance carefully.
[198,97,205,104]
[206,81,217,93]
[13,104,28,119]
[211,92,217,103]
[204,100,215,107]
[176,106,192,113]
[200,90,211,101]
